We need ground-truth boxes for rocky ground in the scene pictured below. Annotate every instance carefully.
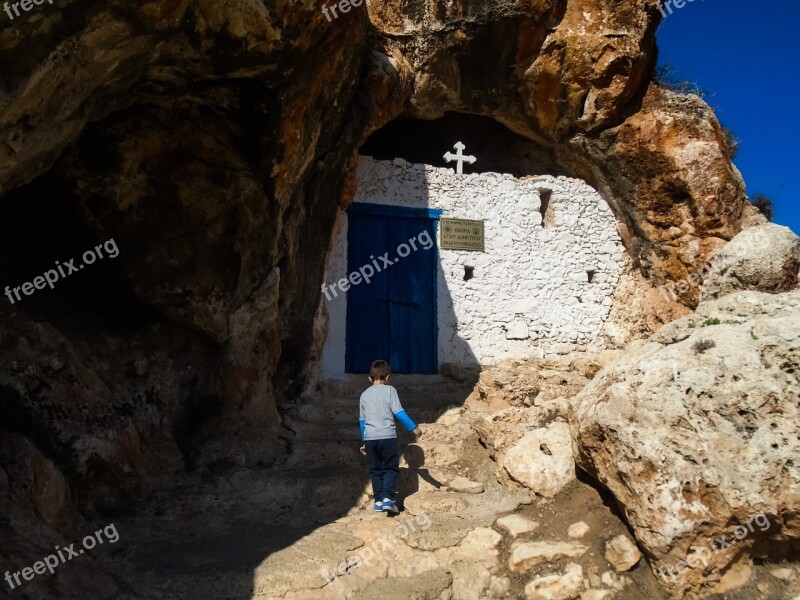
[68,356,799,600]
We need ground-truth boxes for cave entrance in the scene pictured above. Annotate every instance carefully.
[319,113,628,380]
[358,112,562,177]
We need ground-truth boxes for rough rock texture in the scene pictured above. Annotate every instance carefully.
[469,354,614,412]
[524,562,585,600]
[581,590,613,600]
[599,267,693,346]
[605,535,642,572]
[464,354,617,495]
[502,421,576,498]
[509,540,588,572]
[701,223,800,300]
[572,288,800,597]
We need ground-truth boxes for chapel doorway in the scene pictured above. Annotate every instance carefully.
[345,203,439,374]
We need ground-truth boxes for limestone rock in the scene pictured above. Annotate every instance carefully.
[495,514,540,538]
[702,223,800,300]
[572,288,800,596]
[769,567,796,582]
[509,541,588,573]
[448,476,485,494]
[437,527,503,564]
[580,590,613,600]
[600,571,631,592]
[524,563,585,600]
[488,575,511,597]
[604,535,641,572]
[449,562,492,600]
[469,405,550,460]
[468,357,602,413]
[352,567,453,599]
[403,492,469,517]
[502,421,576,497]
[567,522,590,539]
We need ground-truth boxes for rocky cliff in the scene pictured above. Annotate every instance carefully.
[0,1,783,598]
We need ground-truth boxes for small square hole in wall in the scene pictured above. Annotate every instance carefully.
[587,270,596,283]
[539,189,555,229]
[463,265,474,281]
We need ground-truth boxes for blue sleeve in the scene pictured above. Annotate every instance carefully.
[359,397,366,440]
[394,410,417,432]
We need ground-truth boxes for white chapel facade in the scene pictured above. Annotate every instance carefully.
[319,149,627,378]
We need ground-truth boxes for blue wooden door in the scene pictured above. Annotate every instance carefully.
[345,204,439,374]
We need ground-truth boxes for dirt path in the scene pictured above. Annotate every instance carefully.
[96,378,791,599]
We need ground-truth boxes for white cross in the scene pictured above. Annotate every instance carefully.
[443,141,476,175]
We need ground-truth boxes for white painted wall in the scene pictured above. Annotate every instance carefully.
[320,156,627,377]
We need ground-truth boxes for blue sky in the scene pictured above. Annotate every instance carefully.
[657,0,799,234]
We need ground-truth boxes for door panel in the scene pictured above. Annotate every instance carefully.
[345,206,438,374]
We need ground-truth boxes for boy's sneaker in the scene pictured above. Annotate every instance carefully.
[381,498,399,514]
[373,501,383,512]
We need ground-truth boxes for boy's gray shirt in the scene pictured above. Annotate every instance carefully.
[359,384,405,440]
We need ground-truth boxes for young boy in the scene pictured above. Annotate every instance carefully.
[359,360,421,513]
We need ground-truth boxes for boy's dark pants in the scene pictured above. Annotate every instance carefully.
[365,438,399,502]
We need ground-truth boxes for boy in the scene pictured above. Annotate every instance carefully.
[359,360,421,513]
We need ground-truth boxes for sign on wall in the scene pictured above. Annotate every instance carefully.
[440,218,485,251]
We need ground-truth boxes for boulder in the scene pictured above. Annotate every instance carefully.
[502,421,576,497]
[572,288,800,596]
[604,535,641,572]
[701,223,800,300]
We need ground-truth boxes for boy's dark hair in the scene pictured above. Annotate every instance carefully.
[369,360,391,381]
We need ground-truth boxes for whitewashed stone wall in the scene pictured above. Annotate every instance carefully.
[320,156,627,377]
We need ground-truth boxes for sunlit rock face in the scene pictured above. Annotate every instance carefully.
[572,288,800,597]
[0,0,753,576]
